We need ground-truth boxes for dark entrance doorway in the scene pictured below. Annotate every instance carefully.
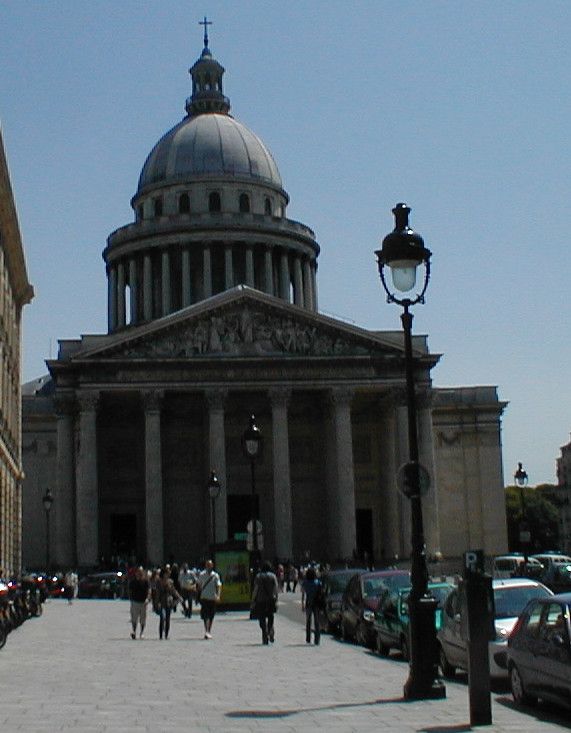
[356,508,374,567]
[227,494,259,541]
[110,513,137,560]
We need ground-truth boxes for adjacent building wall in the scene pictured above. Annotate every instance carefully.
[0,129,33,576]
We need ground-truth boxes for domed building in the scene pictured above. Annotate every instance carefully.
[22,34,508,572]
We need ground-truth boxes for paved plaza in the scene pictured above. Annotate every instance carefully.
[0,592,570,732]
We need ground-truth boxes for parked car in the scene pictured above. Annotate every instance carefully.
[438,577,553,679]
[492,554,544,580]
[506,592,571,709]
[530,554,571,594]
[319,568,366,635]
[341,569,410,649]
[77,571,126,599]
[374,581,454,659]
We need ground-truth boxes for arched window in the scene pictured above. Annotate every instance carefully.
[239,193,250,213]
[264,197,272,216]
[179,193,190,214]
[209,192,221,212]
[153,197,163,217]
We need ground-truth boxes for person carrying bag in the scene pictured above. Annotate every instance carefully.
[251,561,279,645]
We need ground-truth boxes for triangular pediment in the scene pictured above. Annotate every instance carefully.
[71,287,410,362]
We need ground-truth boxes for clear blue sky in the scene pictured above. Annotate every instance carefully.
[1,1,569,486]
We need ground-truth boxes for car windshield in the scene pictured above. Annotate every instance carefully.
[430,586,453,607]
[494,585,552,619]
[327,574,355,594]
[363,574,409,598]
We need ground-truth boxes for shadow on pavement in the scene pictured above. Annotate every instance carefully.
[495,695,571,729]
[226,696,404,719]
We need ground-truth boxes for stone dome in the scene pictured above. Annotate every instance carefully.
[137,113,283,194]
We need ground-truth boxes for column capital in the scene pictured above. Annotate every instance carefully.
[77,390,100,412]
[142,389,164,412]
[54,393,76,417]
[328,386,354,409]
[269,387,291,409]
[205,388,228,410]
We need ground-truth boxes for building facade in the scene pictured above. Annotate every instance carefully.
[22,37,507,570]
[0,129,34,577]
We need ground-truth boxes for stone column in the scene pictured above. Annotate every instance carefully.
[117,262,126,328]
[224,244,234,290]
[328,388,357,561]
[55,395,76,568]
[143,391,164,566]
[270,388,293,559]
[129,257,138,324]
[161,250,171,316]
[303,259,313,311]
[311,263,318,311]
[293,257,303,306]
[206,390,228,543]
[108,265,117,332]
[182,249,191,307]
[279,250,290,301]
[143,254,153,321]
[203,246,212,298]
[75,391,99,569]
[264,248,274,296]
[245,245,255,287]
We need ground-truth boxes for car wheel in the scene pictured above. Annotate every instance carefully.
[401,635,410,662]
[439,645,456,678]
[376,634,390,656]
[510,664,537,707]
[355,623,367,647]
[341,620,352,643]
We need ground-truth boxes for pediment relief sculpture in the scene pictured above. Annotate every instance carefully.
[113,307,384,359]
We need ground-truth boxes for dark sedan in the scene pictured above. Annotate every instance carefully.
[341,569,410,649]
[77,572,126,599]
[319,568,366,635]
[507,592,571,709]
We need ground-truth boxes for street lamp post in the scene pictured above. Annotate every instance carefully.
[514,462,530,564]
[376,203,445,701]
[207,470,221,550]
[42,488,54,572]
[242,415,263,573]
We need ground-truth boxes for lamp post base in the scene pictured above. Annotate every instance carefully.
[403,596,446,701]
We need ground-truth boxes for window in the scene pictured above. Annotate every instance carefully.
[209,192,221,212]
[239,193,250,213]
[264,197,272,215]
[153,197,163,217]
[178,193,190,214]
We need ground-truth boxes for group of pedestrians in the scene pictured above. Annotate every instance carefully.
[250,561,324,646]
[127,556,323,646]
[127,559,222,641]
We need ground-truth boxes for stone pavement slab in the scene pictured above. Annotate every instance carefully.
[0,594,570,732]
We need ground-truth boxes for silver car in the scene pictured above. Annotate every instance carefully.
[438,578,553,679]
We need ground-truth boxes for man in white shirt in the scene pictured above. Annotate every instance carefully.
[197,559,222,639]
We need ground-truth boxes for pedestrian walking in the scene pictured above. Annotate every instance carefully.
[63,569,78,605]
[197,559,222,639]
[288,563,298,592]
[251,561,278,645]
[301,565,322,645]
[128,566,150,639]
[156,568,183,640]
[178,563,197,618]
[276,564,285,592]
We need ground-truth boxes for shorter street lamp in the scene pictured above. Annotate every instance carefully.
[376,203,445,701]
[207,471,221,550]
[514,462,530,564]
[42,488,54,572]
[242,415,263,571]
